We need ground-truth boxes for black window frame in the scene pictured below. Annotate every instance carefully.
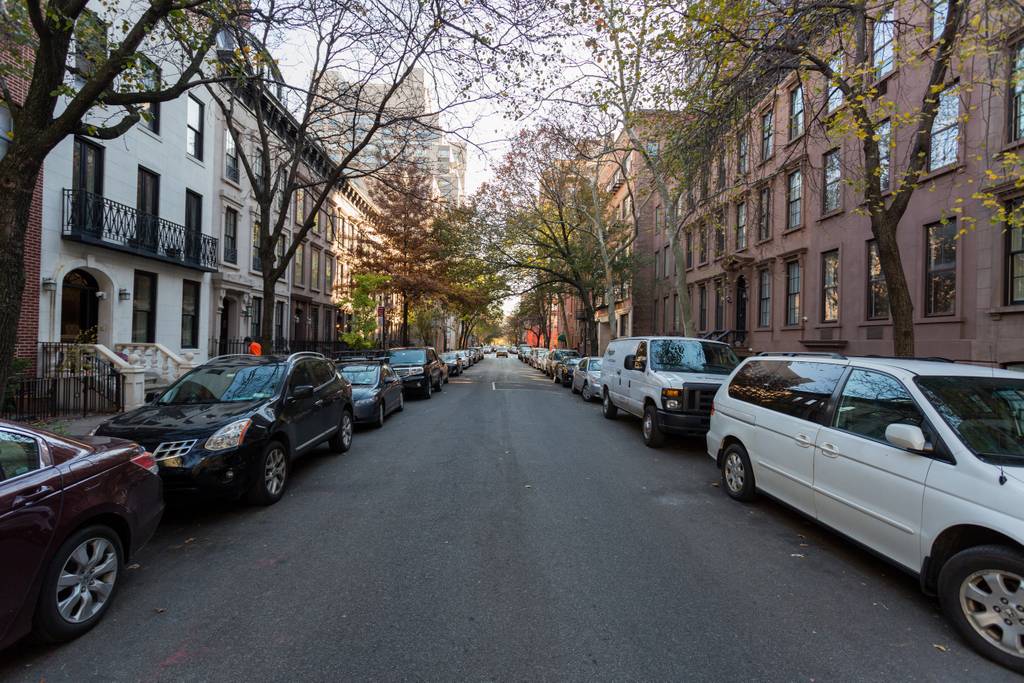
[788,84,804,140]
[1011,41,1024,143]
[758,185,771,241]
[186,95,204,160]
[181,280,200,348]
[1008,200,1024,305]
[758,269,771,328]
[822,250,840,323]
[225,130,239,182]
[786,169,802,230]
[735,200,747,251]
[785,260,802,326]
[760,109,774,161]
[131,270,157,343]
[223,207,238,264]
[698,284,708,331]
[822,148,841,214]
[925,221,957,316]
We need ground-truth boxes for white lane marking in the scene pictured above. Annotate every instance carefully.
[492,382,496,391]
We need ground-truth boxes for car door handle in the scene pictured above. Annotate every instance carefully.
[820,442,840,458]
[13,485,54,509]
[314,399,324,408]
[794,433,812,448]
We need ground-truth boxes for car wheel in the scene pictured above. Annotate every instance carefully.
[602,391,618,419]
[34,525,123,643]
[373,403,385,428]
[720,443,756,501]
[329,409,354,453]
[434,374,443,392]
[580,382,591,401]
[642,403,666,448]
[939,545,1024,673]
[423,380,432,399]
[247,440,289,505]
[396,393,405,411]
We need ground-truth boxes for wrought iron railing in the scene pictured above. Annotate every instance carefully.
[62,189,218,271]
[223,245,238,264]
[209,338,387,360]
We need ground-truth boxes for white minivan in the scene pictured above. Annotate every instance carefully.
[601,336,740,446]
[708,353,1024,673]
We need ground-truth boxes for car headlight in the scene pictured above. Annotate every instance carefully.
[409,367,424,375]
[355,397,376,406]
[205,418,252,451]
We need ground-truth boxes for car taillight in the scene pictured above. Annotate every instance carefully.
[710,403,716,417]
[131,451,159,474]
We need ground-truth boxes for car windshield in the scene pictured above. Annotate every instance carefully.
[589,359,603,371]
[389,349,426,365]
[340,365,379,385]
[648,340,739,375]
[916,376,1024,463]
[159,364,285,404]
[441,353,457,361]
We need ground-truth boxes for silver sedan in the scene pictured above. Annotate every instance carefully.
[571,356,604,402]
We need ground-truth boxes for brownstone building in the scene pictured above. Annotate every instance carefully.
[642,3,1024,369]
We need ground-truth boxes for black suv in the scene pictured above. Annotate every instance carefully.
[386,347,445,398]
[95,352,354,506]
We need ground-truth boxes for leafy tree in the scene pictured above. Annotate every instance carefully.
[339,273,390,349]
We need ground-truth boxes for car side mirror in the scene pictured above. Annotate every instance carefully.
[885,423,931,452]
[145,389,161,403]
[384,376,399,384]
[290,384,314,402]
[623,354,635,369]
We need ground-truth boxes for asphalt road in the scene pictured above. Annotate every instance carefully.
[1,356,1017,681]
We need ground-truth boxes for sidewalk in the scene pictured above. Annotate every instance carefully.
[26,413,113,437]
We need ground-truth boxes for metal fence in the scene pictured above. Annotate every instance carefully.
[2,372,124,422]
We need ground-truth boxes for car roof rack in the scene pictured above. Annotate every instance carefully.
[757,351,848,360]
[863,354,955,363]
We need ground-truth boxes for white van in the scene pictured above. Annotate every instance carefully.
[708,353,1024,673]
[601,336,740,447]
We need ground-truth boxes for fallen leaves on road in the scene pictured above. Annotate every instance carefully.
[790,553,805,558]
[126,563,141,570]
[710,482,720,487]
[933,644,949,653]
[524,484,532,488]
[154,607,166,614]
[184,537,195,544]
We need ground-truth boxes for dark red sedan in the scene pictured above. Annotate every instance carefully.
[0,421,163,650]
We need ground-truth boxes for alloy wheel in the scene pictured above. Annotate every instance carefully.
[582,383,591,401]
[724,452,745,493]
[960,570,1024,656]
[643,414,653,439]
[341,412,353,448]
[265,447,287,496]
[56,538,118,624]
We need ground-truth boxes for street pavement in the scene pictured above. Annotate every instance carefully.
[0,357,1017,681]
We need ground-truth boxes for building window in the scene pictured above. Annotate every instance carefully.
[251,296,262,338]
[758,269,771,328]
[654,205,662,234]
[822,149,841,214]
[926,221,957,316]
[873,7,895,79]
[274,300,285,342]
[137,166,159,220]
[761,109,773,160]
[822,250,840,322]
[698,285,708,331]
[867,240,890,319]
[714,223,725,257]
[714,281,724,331]
[655,246,661,279]
[326,257,335,294]
[186,95,204,160]
[930,86,959,171]
[785,261,802,326]
[251,221,262,271]
[685,230,693,268]
[664,296,671,334]
[311,248,321,291]
[672,293,678,330]
[737,130,749,174]
[132,271,157,343]
[827,54,844,113]
[789,85,804,139]
[74,10,107,79]
[225,131,239,182]
[699,226,708,264]
[295,242,305,286]
[139,58,160,134]
[185,190,202,234]
[932,0,949,41]
[735,201,747,251]
[72,137,104,196]
[223,207,238,263]
[1012,43,1024,142]
[786,170,802,230]
[1009,209,1024,305]
[181,280,200,348]
[758,186,771,241]
[876,119,892,191]
[717,153,726,188]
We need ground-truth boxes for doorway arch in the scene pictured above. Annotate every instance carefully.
[60,269,100,343]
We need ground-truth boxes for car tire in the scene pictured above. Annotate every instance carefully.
[328,409,354,454]
[423,380,432,399]
[434,375,443,392]
[938,544,1024,673]
[642,403,666,448]
[372,403,385,428]
[396,393,405,411]
[581,383,591,401]
[34,525,124,643]
[720,443,756,502]
[602,391,618,419]
[247,440,290,505]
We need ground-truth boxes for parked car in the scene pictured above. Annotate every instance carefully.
[470,347,484,362]
[483,346,493,354]
[387,347,445,398]
[571,356,604,401]
[519,345,532,361]
[707,353,1024,673]
[496,347,509,358]
[601,336,739,447]
[338,360,404,428]
[554,356,582,386]
[441,351,464,376]
[547,349,580,377]
[531,349,548,369]
[96,352,354,505]
[456,350,472,368]
[0,422,163,650]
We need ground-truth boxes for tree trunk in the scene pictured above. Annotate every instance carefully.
[872,216,915,357]
[0,161,39,405]
[401,297,410,346]
[605,277,618,344]
[671,237,694,336]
